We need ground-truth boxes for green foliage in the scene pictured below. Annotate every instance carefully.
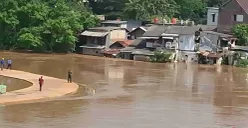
[175,0,207,24]
[236,59,248,68]
[221,55,229,65]
[232,24,248,46]
[88,0,219,23]
[0,0,99,52]
[124,0,179,20]
[207,0,228,7]
[150,50,172,63]
[88,0,127,19]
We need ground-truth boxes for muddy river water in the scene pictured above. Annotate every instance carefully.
[0,52,248,128]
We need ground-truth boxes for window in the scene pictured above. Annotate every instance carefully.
[234,14,244,22]
[234,15,237,21]
[146,42,153,48]
[165,42,172,49]
[211,13,216,22]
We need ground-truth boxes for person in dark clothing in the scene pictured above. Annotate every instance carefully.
[0,58,5,71]
[68,70,72,83]
[39,76,44,91]
[185,55,188,69]
[7,59,12,69]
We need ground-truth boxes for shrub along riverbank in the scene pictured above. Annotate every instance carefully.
[150,50,172,63]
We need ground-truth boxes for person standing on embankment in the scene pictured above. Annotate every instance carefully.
[39,76,44,91]
[7,59,12,69]
[68,70,72,83]
[0,58,5,71]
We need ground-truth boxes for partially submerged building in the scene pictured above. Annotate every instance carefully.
[102,40,133,57]
[120,25,202,62]
[80,27,127,56]
[198,31,236,64]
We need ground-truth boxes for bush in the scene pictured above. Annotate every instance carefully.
[150,50,172,63]
[232,24,248,46]
[236,59,248,68]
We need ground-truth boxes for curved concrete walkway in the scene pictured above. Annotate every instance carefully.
[0,70,79,105]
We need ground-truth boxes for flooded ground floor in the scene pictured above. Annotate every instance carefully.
[0,52,248,127]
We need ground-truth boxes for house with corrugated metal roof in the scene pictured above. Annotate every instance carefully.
[162,26,201,62]
[120,25,202,62]
[218,0,248,33]
[128,26,149,39]
[80,27,127,56]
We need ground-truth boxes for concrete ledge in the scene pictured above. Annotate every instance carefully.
[0,70,79,105]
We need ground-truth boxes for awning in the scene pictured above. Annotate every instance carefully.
[162,37,174,39]
[81,31,108,37]
[161,33,179,37]
[79,45,105,49]
[138,37,159,39]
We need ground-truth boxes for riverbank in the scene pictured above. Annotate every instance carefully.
[0,70,79,105]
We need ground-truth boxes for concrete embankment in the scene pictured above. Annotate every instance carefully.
[0,70,79,105]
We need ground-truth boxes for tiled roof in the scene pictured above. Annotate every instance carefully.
[111,40,133,47]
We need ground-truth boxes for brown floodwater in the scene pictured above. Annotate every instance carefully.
[0,76,32,92]
[0,52,248,128]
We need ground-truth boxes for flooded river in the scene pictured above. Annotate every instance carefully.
[0,52,248,127]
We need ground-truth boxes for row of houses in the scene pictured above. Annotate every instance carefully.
[79,22,237,64]
[78,0,248,65]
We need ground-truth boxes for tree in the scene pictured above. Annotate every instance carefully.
[207,0,228,7]
[87,0,127,19]
[175,0,207,24]
[0,0,99,52]
[124,0,179,20]
[232,24,248,46]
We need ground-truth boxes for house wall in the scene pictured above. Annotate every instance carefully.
[105,34,111,48]
[110,30,127,40]
[119,52,132,59]
[120,24,127,29]
[217,0,248,33]
[85,36,107,46]
[207,7,219,26]
[82,48,103,56]
[178,35,195,51]
[133,55,150,62]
